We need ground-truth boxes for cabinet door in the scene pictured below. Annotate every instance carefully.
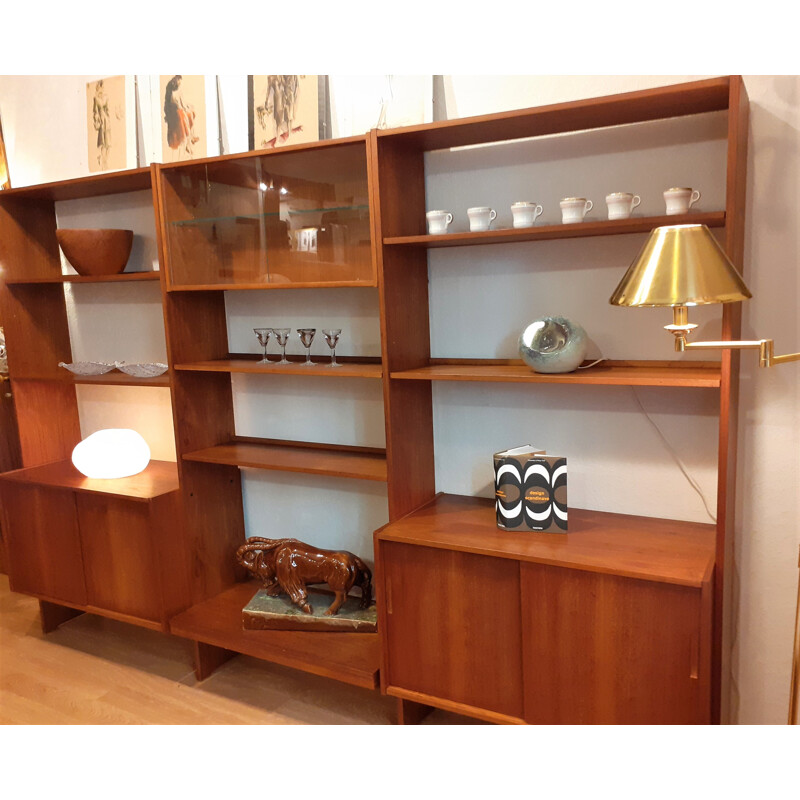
[521,563,710,724]
[381,541,523,720]
[1,484,86,605]
[76,494,162,623]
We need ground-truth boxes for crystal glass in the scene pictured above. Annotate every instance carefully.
[253,327,273,363]
[272,328,291,364]
[297,328,316,366]
[322,329,342,367]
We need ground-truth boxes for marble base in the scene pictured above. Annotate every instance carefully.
[242,588,377,632]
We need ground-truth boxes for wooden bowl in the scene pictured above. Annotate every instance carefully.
[56,229,134,276]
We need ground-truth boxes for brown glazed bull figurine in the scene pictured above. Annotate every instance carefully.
[235,537,372,616]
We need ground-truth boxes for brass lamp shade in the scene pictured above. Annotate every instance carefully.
[609,224,752,307]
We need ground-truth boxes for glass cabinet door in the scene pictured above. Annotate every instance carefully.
[159,140,374,289]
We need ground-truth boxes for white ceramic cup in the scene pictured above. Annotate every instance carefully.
[426,209,453,235]
[560,197,593,224]
[663,187,701,215]
[511,202,544,228]
[605,192,641,220]
[467,206,497,232]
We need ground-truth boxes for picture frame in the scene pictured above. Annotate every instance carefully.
[156,74,210,163]
[86,76,137,173]
[248,75,328,151]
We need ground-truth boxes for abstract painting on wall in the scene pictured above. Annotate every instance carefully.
[248,76,324,150]
[86,76,136,173]
[159,75,207,162]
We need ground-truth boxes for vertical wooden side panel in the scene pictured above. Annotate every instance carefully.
[182,461,246,604]
[370,132,435,520]
[149,490,191,624]
[11,380,81,466]
[0,197,61,281]
[38,600,84,633]
[716,75,749,724]
[2,283,74,379]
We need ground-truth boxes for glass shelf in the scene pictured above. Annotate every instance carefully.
[170,205,370,227]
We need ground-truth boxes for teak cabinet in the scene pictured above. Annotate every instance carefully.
[0,460,186,631]
[0,166,186,634]
[375,496,714,724]
[0,76,748,724]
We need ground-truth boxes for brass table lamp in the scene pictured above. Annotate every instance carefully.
[609,224,800,367]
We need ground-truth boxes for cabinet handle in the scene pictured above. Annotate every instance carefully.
[690,633,699,680]
[386,577,393,615]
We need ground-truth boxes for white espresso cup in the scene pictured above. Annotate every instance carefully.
[467,206,497,232]
[511,201,544,228]
[606,192,641,220]
[663,187,701,215]
[560,197,593,224]
[426,209,453,235]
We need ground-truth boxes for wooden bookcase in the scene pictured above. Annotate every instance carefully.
[0,167,186,631]
[0,76,748,723]
[153,136,383,689]
[371,75,747,724]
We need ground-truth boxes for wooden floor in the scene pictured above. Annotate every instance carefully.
[0,575,478,725]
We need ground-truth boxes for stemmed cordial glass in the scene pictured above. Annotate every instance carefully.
[322,329,342,367]
[253,328,273,363]
[297,328,316,366]
[273,328,291,365]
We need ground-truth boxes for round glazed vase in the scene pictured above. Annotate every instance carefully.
[518,316,588,373]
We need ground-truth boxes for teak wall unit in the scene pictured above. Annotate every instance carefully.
[0,76,748,723]
[370,74,747,724]
[0,167,187,631]
[153,137,383,688]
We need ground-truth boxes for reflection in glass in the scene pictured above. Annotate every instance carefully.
[253,328,273,363]
[297,328,316,366]
[273,328,291,364]
[322,329,342,367]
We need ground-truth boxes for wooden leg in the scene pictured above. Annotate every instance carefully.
[39,600,84,633]
[193,640,236,681]
[396,698,433,725]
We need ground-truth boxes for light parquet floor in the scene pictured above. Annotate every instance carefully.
[0,575,477,725]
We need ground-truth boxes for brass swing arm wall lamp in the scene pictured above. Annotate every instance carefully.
[609,224,800,367]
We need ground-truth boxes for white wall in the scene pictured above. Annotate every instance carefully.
[0,74,797,725]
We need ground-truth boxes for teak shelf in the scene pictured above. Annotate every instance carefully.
[5,271,162,285]
[168,582,380,689]
[183,440,388,482]
[383,211,726,248]
[173,358,383,379]
[0,76,749,724]
[67,372,171,387]
[376,494,715,588]
[0,459,179,501]
[390,360,722,388]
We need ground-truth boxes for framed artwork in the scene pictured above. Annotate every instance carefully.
[159,75,207,162]
[86,76,136,173]
[0,112,10,189]
[248,75,325,150]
